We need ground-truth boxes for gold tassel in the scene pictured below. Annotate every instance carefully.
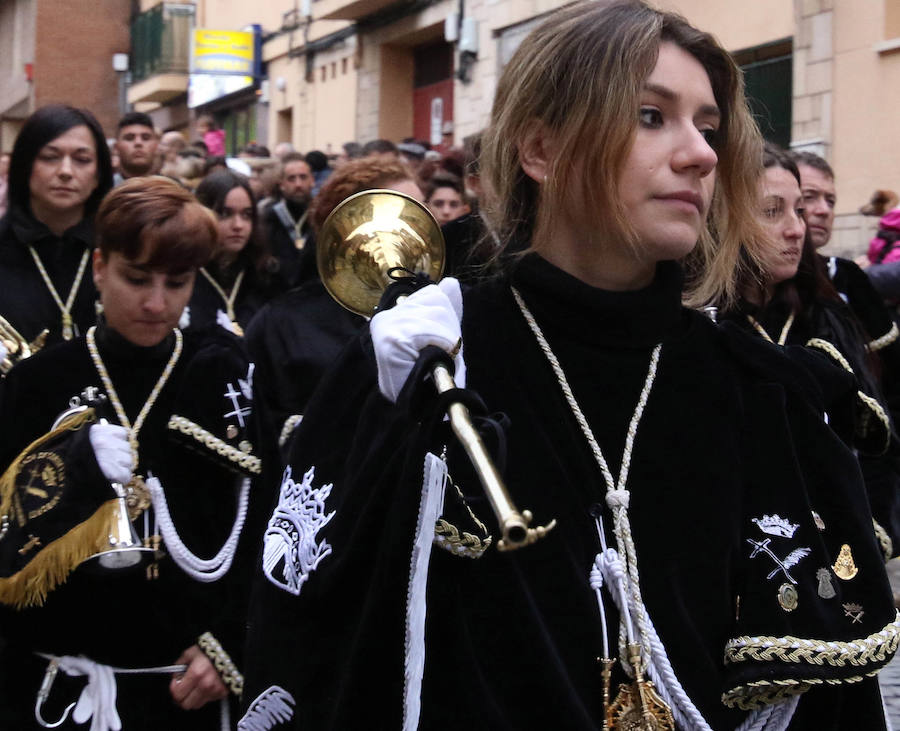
[0,499,119,608]
[0,409,97,524]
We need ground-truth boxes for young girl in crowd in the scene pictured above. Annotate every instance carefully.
[240,2,898,729]
[189,169,282,335]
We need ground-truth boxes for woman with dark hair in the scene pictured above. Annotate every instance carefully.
[0,105,113,357]
[188,169,282,335]
[241,3,897,729]
[0,176,259,729]
[720,143,900,561]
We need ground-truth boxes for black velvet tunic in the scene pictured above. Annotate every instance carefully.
[0,324,258,729]
[0,206,98,348]
[242,255,897,730]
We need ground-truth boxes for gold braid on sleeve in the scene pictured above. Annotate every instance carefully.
[867,322,899,352]
[198,631,244,697]
[722,612,900,709]
[167,415,261,474]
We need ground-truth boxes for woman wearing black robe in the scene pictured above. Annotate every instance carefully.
[0,105,113,360]
[187,169,283,336]
[0,177,258,729]
[720,145,900,562]
[240,4,899,729]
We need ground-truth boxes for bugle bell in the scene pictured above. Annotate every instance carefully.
[0,315,47,374]
[318,190,555,550]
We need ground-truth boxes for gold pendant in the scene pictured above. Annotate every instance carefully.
[62,313,73,341]
[124,475,152,521]
[833,544,859,580]
[607,644,674,730]
[295,236,306,250]
[599,657,615,730]
[607,680,674,730]
[231,320,244,337]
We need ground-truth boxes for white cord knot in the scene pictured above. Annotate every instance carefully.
[606,489,630,509]
[590,563,604,591]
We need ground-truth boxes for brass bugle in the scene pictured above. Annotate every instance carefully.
[318,190,555,550]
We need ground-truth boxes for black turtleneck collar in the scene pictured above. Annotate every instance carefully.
[95,318,177,364]
[8,203,93,250]
[509,254,687,348]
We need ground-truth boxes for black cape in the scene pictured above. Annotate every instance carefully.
[243,256,897,730]
[0,324,259,730]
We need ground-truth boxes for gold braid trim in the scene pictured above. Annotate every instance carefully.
[434,518,492,558]
[198,631,244,697]
[722,671,875,710]
[805,337,892,454]
[867,322,899,352]
[874,519,894,562]
[0,499,118,609]
[278,414,303,448]
[167,415,261,474]
[724,611,900,670]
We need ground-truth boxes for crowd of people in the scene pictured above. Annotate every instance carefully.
[0,1,899,729]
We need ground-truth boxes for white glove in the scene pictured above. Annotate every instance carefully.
[370,278,466,403]
[89,423,133,485]
[57,655,122,731]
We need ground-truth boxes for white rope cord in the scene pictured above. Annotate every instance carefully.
[36,654,231,731]
[146,475,250,582]
[511,286,658,667]
[590,552,798,731]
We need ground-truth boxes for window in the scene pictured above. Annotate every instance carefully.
[733,40,792,148]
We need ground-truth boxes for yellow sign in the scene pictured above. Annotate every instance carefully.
[191,30,255,76]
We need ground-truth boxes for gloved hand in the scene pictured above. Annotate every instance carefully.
[371,278,466,403]
[89,423,133,485]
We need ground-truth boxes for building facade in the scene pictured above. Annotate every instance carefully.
[0,0,131,149]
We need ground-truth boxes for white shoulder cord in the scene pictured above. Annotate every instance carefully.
[514,287,797,730]
[512,286,656,666]
[146,474,251,582]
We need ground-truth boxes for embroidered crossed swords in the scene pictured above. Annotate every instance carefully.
[747,538,810,584]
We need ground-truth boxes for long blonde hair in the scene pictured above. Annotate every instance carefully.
[480,0,767,307]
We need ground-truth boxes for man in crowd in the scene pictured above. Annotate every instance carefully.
[113,112,158,184]
[263,152,315,286]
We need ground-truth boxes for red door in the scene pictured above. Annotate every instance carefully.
[412,41,454,153]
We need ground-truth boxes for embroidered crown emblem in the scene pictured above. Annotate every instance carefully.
[262,466,335,596]
[752,514,798,538]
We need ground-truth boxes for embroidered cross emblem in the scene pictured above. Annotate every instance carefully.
[224,383,251,427]
[747,538,810,584]
[843,602,864,624]
[18,534,42,555]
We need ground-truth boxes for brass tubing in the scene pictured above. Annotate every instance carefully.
[431,363,530,547]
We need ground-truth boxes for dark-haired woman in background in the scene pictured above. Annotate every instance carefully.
[187,169,283,336]
[0,105,113,361]
[720,143,900,559]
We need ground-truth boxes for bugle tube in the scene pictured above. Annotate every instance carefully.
[431,363,554,551]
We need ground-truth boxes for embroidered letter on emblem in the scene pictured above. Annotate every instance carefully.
[263,466,336,596]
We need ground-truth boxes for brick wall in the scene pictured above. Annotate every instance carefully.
[33,0,131,138]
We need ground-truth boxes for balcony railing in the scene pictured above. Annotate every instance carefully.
[131,3,194,83]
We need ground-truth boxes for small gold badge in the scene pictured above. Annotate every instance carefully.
[833,544,858,580]
[226,424,239,439]
[778,583,798,612]
[239,440,253,454]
